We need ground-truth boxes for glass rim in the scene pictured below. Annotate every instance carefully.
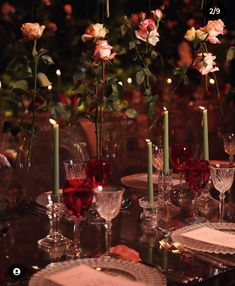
[63,159,85,166]
[93,185,125,194]
[223,133,235,137]
[210,164,235,170]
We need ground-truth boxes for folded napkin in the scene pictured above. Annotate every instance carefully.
[110,244,141,262]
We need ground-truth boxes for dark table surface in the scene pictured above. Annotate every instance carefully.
[1,188,235,286]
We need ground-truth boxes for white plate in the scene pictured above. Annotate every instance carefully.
[121,173,180,190]
[171,222,235,254]
[29,257,166,286]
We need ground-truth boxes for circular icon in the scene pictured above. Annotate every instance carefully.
[203,1,226,20]
[8,264,25,280]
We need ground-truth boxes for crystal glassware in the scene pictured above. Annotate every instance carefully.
[184,159,210,224]
[170,144,193,190]
[139,197,158,231]
[223,133,235,164]
[94,185,124,254]
[38,193,71,250]
[86,159,112,225]
[210,164,235,222]
[63,160,93,258]
[152,146,163,175]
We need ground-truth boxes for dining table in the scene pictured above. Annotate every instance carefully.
[1,185,235,286]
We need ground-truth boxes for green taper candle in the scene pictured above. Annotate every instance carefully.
[163,107,169,173]
[200,106,209,161]
[146,139,154,203]
[50,119,59,198]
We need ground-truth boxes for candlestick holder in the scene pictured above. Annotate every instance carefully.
[38,194,71,250]
[139,197,158,231]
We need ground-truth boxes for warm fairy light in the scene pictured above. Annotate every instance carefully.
[166,78,172,84]
[49,119,57,125]
[127,77,132,84]
[48,84,53,90]
[209,78,215,85]
[163,106,167,111]
[199,106,206,111]
[96,268,102,271]
[97,185,103,192]
[56,69,61,76]
[118,81,123,86]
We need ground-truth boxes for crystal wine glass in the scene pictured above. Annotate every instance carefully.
[223,133,235,164]
[170,144,193,190]
[184,159,210,224]
[94,186,124,254]
[210,164,235,222]
[63,160,93,258]
[86,159,112,225]
[152,146,163,175]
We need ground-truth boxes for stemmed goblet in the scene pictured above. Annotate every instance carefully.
[210,164,235,222]
[63,160,93,258]
[152,146,163,175]
[223,133,235,164]
[184,159,210,224]
[170,144,193,190]
[94,186,124,254]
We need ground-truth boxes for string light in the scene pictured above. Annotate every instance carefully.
[48,84,53,90]
[166,78,172,84]
[118,81,123,86]
[127,77,132,84]
[209,78,215,85]
[56,69,61,76]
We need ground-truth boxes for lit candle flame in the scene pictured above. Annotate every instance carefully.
[199,106,206,111]
[146,139,151,143]
[163,106,167,111]
[49,119,57,125]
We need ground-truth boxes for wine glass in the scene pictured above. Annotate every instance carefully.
[94,186,124,254]
[184,159,210,224]
[86,159,112,224]
[63,160,93,258]
[152,146,163,175]
[170,144,193,190]
[223,133,235,164]
[210,164,235,222]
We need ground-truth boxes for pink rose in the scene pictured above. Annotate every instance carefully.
[151,9,163,21]
[135,18,159,46]
[110,245,141,263]
[21,23,45,41]
[194,52,219,75]
[201,19,224,44]
[94,40,117,60]
[47,22,57,32]
[1,2,15,15]
[131,12,146,24]
[81,23,109,42]
[64,4,72,15]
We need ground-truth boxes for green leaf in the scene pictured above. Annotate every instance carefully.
[41,55,55,65]
[151,50,158,60]
[136,69,145,85]
[144,89,152,96]
[148,102,155,117]
[143,95,152,104]
[121,24,128,36]
[143,68,152,77]
[227,47,235,62]
[129,41,136,50]
[37,48,49,58]
[37,73,52,87]
[11,80,28,91]
[125,108,137,119]
[50,102,71,121]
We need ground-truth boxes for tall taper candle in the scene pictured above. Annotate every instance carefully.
[163,107,169,173]
[146,139,154,203]
[200,106,209,161]
[50,119,59,198]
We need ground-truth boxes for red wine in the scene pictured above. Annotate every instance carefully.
[63,179,93,218]
[171,145,193,172]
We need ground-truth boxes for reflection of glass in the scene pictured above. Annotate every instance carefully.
[170,145,193,190]
[152,146,163,174]
[210,164,235,222]
[63,160,93,258]
[223,133,235,164]
[38,194,71,250]
[86,159,112,225]
[94,186,124,254]
[185,159,210,224]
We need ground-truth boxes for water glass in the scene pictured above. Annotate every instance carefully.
[210,164,235,222]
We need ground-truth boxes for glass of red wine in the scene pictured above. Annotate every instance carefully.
[184,159,210,224]
[86,159,112,224]
[170,144,193,190]
[63,160,93,258]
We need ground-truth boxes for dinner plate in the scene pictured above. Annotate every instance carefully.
[171,222,235,254]
[121,173,180,190]
[29,257,166,286]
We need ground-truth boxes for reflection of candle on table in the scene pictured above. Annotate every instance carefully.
[163,107,169,173]
[49,119,59,199]
[146,139,154,203]
[199,106,209,161]
[56,69,61,94]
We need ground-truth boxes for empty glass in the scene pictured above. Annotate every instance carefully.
[223,133,235,164]
[94,186,124,254]
[63,160,93,258]
[210,164,235,222]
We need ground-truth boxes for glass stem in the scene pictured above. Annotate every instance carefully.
[219,193,225,222]
[48,203,60,237]
[74,219,81,250]
[105,220,112,254]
